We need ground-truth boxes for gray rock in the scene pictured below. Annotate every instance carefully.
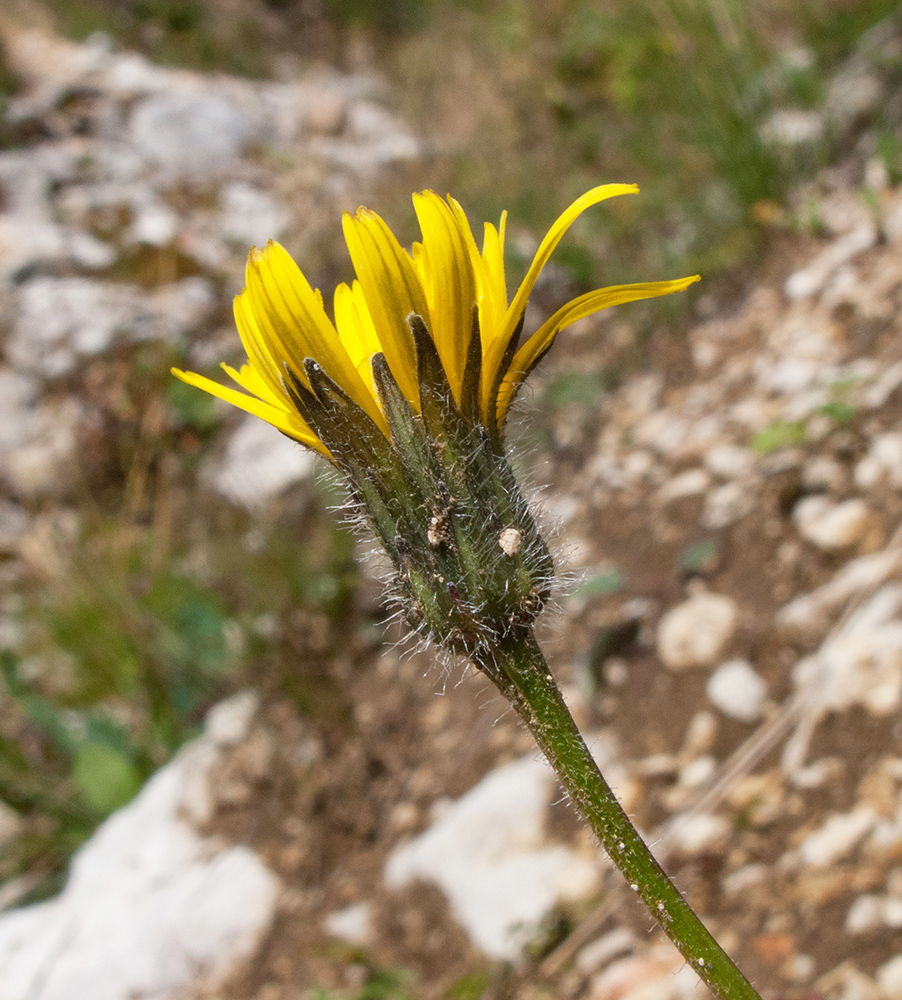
[130,93,254,181]
[213,415,316,510]
[10,277,214,377]
[219,182,288,248]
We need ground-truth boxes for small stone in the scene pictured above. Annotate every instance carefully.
[797,807,876,867]
[705,443,754,480]
[657,592,739,670]
[384,754,601,960]
[575,928,636,975]
[702,481,755,529]
[6,400,81,499]
[846,894,886,934]
[802,455,846,493]
[877,955,902,999]
[206,692,259,748]
[706,659,767,722]
[666,813,730,856]
[793,495,873,550]
[324,903,372,946]
[856,433,902,490]
[656,468,710,503]
[304,89,347,134]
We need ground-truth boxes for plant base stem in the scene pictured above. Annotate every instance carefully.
[479,631,762,1000]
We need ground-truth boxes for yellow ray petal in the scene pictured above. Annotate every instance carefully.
[446,197,508,366]
[244,242,382,426]
[233,291,288,404]
[222,362,286,409]
[413,191,477,401]
[496,274,700,421]
[333,281,389,434]
[483,183,639,416]
[479,215,508,341]
[171,367,325,453]
[342,208,430,406]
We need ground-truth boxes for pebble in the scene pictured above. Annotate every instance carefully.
[877,955,902,999]
[657,592,739,670]
[802,455,846,493]
[791,584,902,715]
[704,443,754,480]
[706,659,767,722]
[702,481,755,529]
[666,813,731,856]
[792,495,873,550]
[856,433,902,490]
[797,807,877,867]
[324,903,373,946]
[587,946,705,1000]
[575,928,637,976]
[656,468,711,504]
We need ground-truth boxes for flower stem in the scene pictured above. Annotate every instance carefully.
[479,630,762,1000]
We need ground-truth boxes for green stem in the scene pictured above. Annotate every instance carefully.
[479,631,762,1000]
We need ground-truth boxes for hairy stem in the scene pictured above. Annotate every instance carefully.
[478,631,762,1000]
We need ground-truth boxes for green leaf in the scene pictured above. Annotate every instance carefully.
[72,740,142,816]
[575,569,624,598]
[750,420,806,455]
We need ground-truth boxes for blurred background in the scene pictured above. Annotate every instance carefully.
[1,1,902,998]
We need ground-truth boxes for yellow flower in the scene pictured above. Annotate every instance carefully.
[173,184,698,456]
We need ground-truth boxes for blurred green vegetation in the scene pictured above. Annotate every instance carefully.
[0,340,361,898]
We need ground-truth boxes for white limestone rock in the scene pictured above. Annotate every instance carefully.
[384,754,601,960]
[10,276,215,378]
[0,692,280,1000]
[796,807,877,868]
[213,415,315,510]
[130,93,254,181]
[856,433,902,491]
[657,592,739,671]
[706,659,767,722]
[791,584,902,716]
[793,495,873,550]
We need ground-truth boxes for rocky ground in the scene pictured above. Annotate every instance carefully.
[3,13,902,1000]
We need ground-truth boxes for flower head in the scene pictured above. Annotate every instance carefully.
[173,186,698,664]
[173,185,698,457]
